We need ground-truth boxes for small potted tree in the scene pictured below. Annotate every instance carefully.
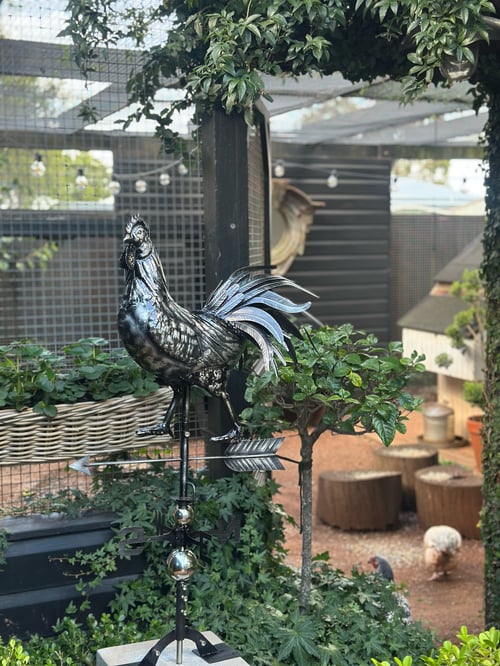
[435,268,486,470]
[241,323,425,610]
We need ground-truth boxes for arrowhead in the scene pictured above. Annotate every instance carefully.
[69,456,92,475]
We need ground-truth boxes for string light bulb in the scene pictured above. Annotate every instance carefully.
[327,170,338,189]
[159,172,171,186]
[135,178,147,193]
[30,153,46,177]
[75,168,88,191]
[109,176,121,195]
[177,162,188,176]
[273,160,285,178]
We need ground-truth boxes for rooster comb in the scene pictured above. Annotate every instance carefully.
[125,215,150,236]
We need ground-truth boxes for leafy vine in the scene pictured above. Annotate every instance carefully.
[61,0,495,151]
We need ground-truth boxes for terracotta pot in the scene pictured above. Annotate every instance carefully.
[466,414,483,471]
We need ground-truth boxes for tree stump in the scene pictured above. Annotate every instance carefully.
[414,465,483,539]
[317,470,402,530]
[373,444,438,510]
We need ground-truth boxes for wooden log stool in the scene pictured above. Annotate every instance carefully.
[414,465,483,539]
[317,470,402,530]
[373,444,438,511]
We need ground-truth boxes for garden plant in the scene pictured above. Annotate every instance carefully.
[241,323,425,609]
[0,468,435,665]
[0,337,159,417]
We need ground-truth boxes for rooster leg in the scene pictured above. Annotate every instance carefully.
[136,388,180,438]
[210,391,242,444]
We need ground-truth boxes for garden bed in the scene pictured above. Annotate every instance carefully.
[273,411,484,643]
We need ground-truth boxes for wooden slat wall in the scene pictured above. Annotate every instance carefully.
[272,143,392,342]
[390,214,485,339]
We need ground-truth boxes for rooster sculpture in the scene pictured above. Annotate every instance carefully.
[118,216,313,441]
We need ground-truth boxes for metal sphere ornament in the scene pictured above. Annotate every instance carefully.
[173,504,194,526]
[166,548,198,581]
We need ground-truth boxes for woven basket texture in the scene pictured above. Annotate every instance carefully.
[0,387,173,463]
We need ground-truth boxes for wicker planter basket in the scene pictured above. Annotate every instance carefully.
[0,387,173,463]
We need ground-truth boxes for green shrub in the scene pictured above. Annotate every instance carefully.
[0,638,30,666]
[372,626,500,666]
[3,470,435,664]
[0,338,158,417]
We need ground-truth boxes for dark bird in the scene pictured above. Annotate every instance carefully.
[118,215,313,441]
[368,554,395,581]
[368,555,412,624]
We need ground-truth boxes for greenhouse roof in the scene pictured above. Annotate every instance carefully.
[0,1,493,156]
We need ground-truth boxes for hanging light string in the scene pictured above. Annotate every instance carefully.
[272,159,389,188]
[111,158,187,180]
[27,154,194,196]
[111,155,195,194]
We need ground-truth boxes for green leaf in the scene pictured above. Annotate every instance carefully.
[373,415,397,446]
[349,371,363,387]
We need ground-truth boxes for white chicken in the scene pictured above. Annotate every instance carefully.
[423,525,462,581]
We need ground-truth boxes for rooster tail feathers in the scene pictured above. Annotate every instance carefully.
[202,266,315,372]
[235,322,281,372]
[227,307,287,347]
[205,267,315,314]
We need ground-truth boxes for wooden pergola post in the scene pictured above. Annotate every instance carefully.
[201,108,266,476]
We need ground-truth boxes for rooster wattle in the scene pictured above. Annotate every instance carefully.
[118,215,313,441]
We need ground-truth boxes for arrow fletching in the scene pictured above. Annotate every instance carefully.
[223,437,285,472]
[69,456,92,475]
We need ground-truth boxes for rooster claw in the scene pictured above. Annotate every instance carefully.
[210,425,242,444]
[136,422,174,438]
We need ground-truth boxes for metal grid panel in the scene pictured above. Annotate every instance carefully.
[247,124,267,266]
[0,5,209,510]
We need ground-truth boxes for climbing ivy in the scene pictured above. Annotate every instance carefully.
[479,86,500,630]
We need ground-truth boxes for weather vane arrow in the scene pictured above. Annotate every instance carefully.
[69,437,286,476]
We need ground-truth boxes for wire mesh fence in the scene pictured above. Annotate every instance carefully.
[0,3,212,512]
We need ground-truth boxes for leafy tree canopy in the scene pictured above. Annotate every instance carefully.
[62,0,496,150]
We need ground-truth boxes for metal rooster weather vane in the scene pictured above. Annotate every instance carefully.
[73,216,313,664]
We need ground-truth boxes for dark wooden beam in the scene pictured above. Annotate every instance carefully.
[200,109,252,476]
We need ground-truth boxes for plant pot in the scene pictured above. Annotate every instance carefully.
[0,512,146,638]
[466,414,483,472]
[0,387,172,463]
